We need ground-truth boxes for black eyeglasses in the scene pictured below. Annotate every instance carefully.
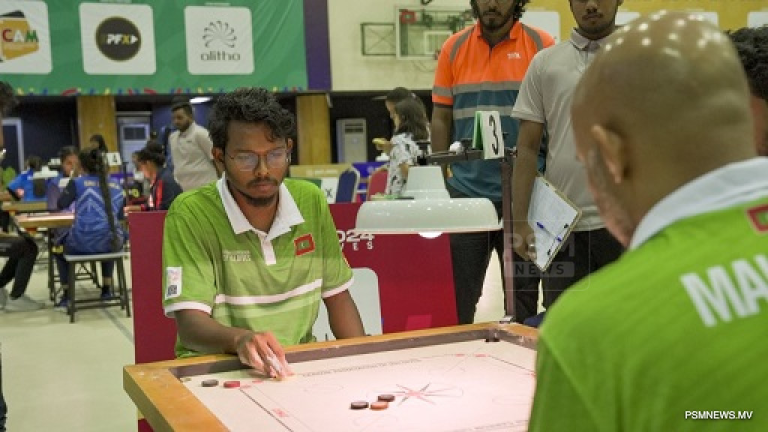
[476,0,514,5]
[225,148,289,171]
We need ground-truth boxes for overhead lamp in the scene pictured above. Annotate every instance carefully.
[189,96,211,104]
[355,166,500,238]
[355,126,523,324]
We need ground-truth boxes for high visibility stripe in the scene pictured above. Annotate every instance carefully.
[521,23,544,51]
[214,279,322,305]
[450,27,474,63]
[454,81,521,93]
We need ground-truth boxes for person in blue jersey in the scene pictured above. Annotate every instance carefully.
[49,146,80,189]
[54,148,125,307]
[7,155,45,201]
[46,146,79,213]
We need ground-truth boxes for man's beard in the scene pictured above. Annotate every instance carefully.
[231,178,279,208]
[578,4,618,38]
[474,1,517,31]
[243,193,277,208]
[580,20,614,37]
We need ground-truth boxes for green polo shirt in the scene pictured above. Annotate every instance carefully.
[530,159,768,431]
[163,177,353,358]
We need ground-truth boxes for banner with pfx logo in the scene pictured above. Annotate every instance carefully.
[79,2,156,75]
[0,0,307,95]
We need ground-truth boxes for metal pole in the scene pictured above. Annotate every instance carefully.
[500,147,516,323]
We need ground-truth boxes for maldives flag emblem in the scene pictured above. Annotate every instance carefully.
[294,234,316,256]
[746,204,768,233]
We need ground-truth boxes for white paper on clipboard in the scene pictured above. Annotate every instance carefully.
[527,176,581,271]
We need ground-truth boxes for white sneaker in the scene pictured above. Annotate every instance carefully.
[5,295,43,312]
[0,289,6,310]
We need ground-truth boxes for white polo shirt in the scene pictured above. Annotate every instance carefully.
[512,29,610,231]
[169,122,218,191]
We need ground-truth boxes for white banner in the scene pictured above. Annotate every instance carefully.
[184,6,254,75]
[0,0,52,74]
[80,3,156,75]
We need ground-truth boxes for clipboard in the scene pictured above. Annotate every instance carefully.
[527,175,581,271]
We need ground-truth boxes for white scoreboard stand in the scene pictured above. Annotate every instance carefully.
[106,152,123,167]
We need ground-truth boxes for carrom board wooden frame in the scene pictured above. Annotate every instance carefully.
[124,323,538,432]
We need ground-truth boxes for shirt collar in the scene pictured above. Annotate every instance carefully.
[217,175,304,240]
[569,28,609,51]
[179,122,197,137]
[630,158,768,250]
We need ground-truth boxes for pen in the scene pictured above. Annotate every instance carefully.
[535,221,563,243]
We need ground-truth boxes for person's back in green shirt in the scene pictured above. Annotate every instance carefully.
[530,11,768,432]
[531,197,768,431]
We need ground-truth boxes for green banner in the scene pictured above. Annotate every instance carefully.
[0,0,308,96]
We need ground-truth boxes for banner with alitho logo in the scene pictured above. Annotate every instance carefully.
[0,0,307,96]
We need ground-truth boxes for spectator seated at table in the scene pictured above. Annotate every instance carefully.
[8,156,46,201]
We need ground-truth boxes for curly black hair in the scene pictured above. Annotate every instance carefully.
[728,26,768,101]
[208,87,296,151]
[0,81,17,116]
[471,0,529,23]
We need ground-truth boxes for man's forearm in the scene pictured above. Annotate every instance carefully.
[512,121,545,225]
[325,291,365,339]
[511,146,540,225]
[430,106,453,153]
[176,310,252,354]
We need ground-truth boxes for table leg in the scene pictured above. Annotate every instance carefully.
[48,231,55,302]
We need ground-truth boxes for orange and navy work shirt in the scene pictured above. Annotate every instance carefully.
[433,20,554,200]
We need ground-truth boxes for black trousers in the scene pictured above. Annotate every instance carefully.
[0,350,6,432]
[541,228,624,308]
[0,234,39,298]
[447,185,541,324]
[0,211,9,233]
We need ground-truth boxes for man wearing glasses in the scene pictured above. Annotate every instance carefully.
[162,88,365,378]
[431,0,555,325]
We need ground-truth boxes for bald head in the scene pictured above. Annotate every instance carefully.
[571,12,756,246]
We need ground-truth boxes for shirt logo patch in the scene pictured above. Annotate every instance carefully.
[294,234,316,256]
[222,250,252,262]
[165,267,182,300]
[746,204,768,233]
[507,52,521,59]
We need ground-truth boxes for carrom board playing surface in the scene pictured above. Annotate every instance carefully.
[124,323,538,432]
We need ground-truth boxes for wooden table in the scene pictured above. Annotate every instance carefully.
[124,323,538,432]
[13,212,75,299]
[13,212,74,231]
[2,200,48,214]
